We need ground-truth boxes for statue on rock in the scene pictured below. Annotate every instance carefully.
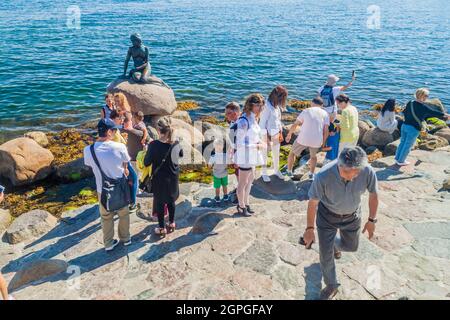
[123,33,169,88]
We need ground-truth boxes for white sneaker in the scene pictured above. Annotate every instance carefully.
[262,175,271,183]
[105,239,119,252]
[123,239,132,247]
[395,160,410,166]
[275,171,285,180]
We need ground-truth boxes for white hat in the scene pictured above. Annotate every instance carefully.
[326,74,340,86]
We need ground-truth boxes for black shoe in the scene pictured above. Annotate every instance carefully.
[214,196,221,204]
[246,205,255,214]
[319,285,339,300]
[237,205,252,217]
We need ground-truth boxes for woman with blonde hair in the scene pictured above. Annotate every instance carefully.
[260,85,288,182]
[335,94,359,154]
[395,88,449,166]
[235,93,266,217]
[143,117,183,237]
[114,92,133,130]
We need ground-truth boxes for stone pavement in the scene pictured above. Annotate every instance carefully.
[1,148,449,300]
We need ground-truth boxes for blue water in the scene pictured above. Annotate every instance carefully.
[1,0,449,140]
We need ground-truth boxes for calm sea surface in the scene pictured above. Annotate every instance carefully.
[1,0,449,141]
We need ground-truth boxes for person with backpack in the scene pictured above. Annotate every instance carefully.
[259,85,288,182]
[395,88,450,166]
[84,118,132,252]
[235,94,266,217]
[143,117,183,238]
[318,73,356,120]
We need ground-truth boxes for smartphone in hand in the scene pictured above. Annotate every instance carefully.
[299,236,313,250]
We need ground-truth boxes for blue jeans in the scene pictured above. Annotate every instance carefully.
[128,162,138,206]
[326,132,340,161]
[395,124,419,164]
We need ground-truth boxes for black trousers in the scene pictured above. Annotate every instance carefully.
[153,197,175,228]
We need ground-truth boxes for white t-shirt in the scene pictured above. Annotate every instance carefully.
[318,86,342,115]
[295,107,330,148]
[84,141,131,193]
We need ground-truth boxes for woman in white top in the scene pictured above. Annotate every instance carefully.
[377,98,401,134]
[259,86,288,182]
[235,93,266,217]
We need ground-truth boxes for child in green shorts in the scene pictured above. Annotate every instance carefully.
[209,139,230,204]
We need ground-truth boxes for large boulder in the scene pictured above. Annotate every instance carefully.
[24,131,49,147]
[55,157,93,182]
[0,138,54,186]
[384,139,401,156]
[358,120,374,144]
[171,110,192,124]
[418,134,449,151]
[8,259,68,291]
[0,209,12,233]
[435,128,450,144]
[362,127,394,149]
[151,117,204,146]
[5,209,57,244]
[107,77,177,116]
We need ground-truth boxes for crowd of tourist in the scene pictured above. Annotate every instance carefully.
[1,72,449,300]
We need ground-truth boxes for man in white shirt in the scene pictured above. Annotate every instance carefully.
[285,98,330,180]
[84,118,132,252]
[318,73,355,120]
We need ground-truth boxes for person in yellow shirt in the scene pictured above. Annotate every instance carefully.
[336,94,359,155]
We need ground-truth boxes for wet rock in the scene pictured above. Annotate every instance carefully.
[55,157,93,182]
[362,127,394,149]
[24,131,49,147]
[0,137,54,186]
[0,209,12,233]
[8,259,68,291]
[107,77,177,116]
[6,209,57,244]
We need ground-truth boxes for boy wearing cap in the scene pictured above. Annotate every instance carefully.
[83,119,132,252]
[318,73,356,120]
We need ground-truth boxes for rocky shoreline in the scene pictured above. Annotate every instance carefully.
[1,78,450,299]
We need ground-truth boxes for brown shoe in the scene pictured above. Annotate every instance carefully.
[320,285,339,300]
[334,247,342,260]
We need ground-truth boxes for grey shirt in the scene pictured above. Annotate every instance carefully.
[308,161,378,215]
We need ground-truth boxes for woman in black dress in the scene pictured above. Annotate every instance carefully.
[144,117,183,237]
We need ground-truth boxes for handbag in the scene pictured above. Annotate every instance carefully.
[410,100,427,136]
[90,145,130,212]
[145,143,175,194]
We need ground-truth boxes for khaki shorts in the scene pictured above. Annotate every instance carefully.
[291,141,319,157]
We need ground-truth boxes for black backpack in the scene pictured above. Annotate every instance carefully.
[320,85,335,108]
[90,144,130,212]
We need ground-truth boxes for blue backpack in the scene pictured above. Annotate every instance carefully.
[320,85,335,108]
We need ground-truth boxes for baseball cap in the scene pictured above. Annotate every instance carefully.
[326,74,340,86]
[98,118,121,137]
